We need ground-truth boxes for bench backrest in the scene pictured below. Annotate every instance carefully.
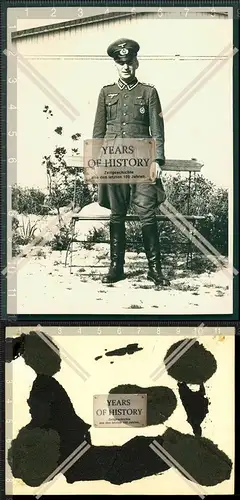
[65,155,203,173]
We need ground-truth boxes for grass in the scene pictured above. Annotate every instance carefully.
[171,283,200,292]
[132,283,152,289]
[126,304,144,309]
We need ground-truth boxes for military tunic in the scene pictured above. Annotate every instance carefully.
[92,78,166,223]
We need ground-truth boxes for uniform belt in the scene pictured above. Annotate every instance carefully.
[106,125,149,134]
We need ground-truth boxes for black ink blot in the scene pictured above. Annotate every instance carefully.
[105,343,143,357]
[162,428,232,487]
[178,382,209,436]
[109,384,177,425]
[7,333,232,489]
[22,331,61,376]
[164,340,217,384]
[8,426,61,487]
[95,344,143,361]
[5,334,25,363]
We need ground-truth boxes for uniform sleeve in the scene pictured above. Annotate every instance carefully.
[149,87,165,165]
[92,88,106,138]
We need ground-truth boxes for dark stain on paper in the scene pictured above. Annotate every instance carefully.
[95,343,143,361]
[162,427,232,487]
[109,384,177,425]
[22,331,61,376]
[7,332,232,489]
[5,334,25,363]
[105,343,143,357]
[164,340,217,384]
[178,382,209,436]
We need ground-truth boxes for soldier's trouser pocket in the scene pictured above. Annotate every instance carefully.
[107,184,131,223]
[131,183,157,226]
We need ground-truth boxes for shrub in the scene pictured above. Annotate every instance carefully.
[18,217,38,244]
[11,215,38,257]
[189,254,218,274]
[68,173,228,262]
[82,226,108,250]
[12,216,21,257]
[161,174,228,256]
[12,185,50,215]
[125,174,228,257]
[50,225,72,251]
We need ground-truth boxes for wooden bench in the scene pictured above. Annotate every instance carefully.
[64,156,204,274]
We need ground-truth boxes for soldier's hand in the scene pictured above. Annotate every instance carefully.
[150,162,162,182]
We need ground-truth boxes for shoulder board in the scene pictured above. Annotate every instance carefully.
[141,82,155,88]
[103,83,116,88]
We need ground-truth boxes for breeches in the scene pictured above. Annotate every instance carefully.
[107,183,158,226]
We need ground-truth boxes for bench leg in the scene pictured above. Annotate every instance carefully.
[64,219,76,274]
[186,171,193,269]
[64,241,71,267]
[186,219,196,270]
[69,222,75,274]
[186,237,191,269]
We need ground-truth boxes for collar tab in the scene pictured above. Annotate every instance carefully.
[117,78,138,91]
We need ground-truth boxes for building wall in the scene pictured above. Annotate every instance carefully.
[13,13,233,189]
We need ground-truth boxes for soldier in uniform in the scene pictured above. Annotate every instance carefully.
[93,38,169,286]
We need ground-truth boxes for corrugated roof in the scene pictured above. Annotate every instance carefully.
[11,11,146,40]
[12,10,228,40]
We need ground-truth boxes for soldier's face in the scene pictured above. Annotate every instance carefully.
[115,57,138,81]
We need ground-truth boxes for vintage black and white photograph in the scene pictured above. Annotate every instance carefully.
[7,6,235,315]
[5,325,235,495]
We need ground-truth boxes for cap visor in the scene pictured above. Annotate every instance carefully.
[114,56,134,64]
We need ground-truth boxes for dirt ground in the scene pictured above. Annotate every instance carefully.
[13,243,232,315]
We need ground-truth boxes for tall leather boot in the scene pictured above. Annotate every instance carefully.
[142,223,170,286]
[102,222,126,284]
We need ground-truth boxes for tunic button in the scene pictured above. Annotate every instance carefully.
[122,132,126,135]
[124,94,128,98]
[122,122,126,125]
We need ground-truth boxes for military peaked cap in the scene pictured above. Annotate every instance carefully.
[107,38,140,62]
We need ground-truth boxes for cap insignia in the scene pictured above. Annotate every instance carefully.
[119,48,129,55]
